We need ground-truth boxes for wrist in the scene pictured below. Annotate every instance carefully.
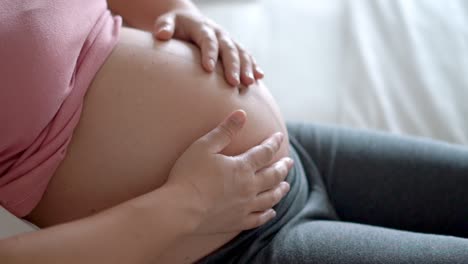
[130,183,207,235]
[171,0,199,13]
[109,0,200,32]
[164,2,202,18]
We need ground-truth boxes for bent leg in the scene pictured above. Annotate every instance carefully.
[287,122,468,237]
[253,124,468,264]
[256,220,468,264]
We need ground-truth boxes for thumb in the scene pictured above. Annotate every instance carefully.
[154,14,176,40]
[199,110,247,153]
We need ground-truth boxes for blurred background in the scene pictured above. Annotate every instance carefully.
[195,0,468,145]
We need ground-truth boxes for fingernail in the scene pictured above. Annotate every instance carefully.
[276,132,284,142]
[256,67,265,76]
[233,73,240,85]
[230,112,245,126]
[208,59,215,71]
[270,209,277,217]
[246,71,254,81]
[161,25,171,31]
[280,182,290,192]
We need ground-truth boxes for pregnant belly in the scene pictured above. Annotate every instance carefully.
[27,27,289,262]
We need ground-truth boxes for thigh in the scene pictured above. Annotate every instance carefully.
[256,220,468,264]
[287,122,468,237]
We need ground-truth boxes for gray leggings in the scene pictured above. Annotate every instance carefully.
[199,122,468,264]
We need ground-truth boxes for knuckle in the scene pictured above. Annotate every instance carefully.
[215,27,227,35]
[237,155,254,173]
[263,144,275,161]
[217,124,234,139]
[248,147,262,168]
[216,29,230,38]
[203,39,217,51]
[273,168,282,182]
[229,60,240,70]
[205,38,216,46]
[237,161,251,177]
[240,52,251,62]
[245,183,256,195]
[214,29,223,38]
[198,29,215,43]
[236,155,250,169]
[278,163,288,177]
[220,39,236,51]
[201,33,214,43]
[218,37,229,46]
[199,26,212,36]
[227,44,237,53]
[245,163,255,175]
[202,20,211,27]
[202,18,215,27]
[273,189,282,204]
[226,61,240,73]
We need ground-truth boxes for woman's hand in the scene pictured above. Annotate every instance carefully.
[165,110,292,235]
[153,9,264,87]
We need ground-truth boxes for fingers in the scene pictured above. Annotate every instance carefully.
[236,44,255,86]
[251,56,265,80]
[253,181,290,212]
[154,12,264,86]
[239,132,284,170]
[201,30,263,86]
[217,32,241,87]
[196,110,247,153]
[242,209,277,230]
[255,157,293,191]
[194,27,219,72]
[154,14,176,40]
[241,157,293,230]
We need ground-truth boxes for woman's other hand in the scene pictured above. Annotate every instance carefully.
[153,10,264,87]
[165,110,292,235]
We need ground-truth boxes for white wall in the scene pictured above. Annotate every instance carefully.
[196,0,468,145]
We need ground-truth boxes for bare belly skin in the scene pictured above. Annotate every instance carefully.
[26,27,289,263]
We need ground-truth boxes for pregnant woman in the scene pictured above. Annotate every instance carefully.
[1,0,468,263]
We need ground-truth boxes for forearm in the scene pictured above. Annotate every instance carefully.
[108,0,198,31]
[0,185,202,264]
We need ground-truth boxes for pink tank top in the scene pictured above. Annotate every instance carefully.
[0,0,121,217]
